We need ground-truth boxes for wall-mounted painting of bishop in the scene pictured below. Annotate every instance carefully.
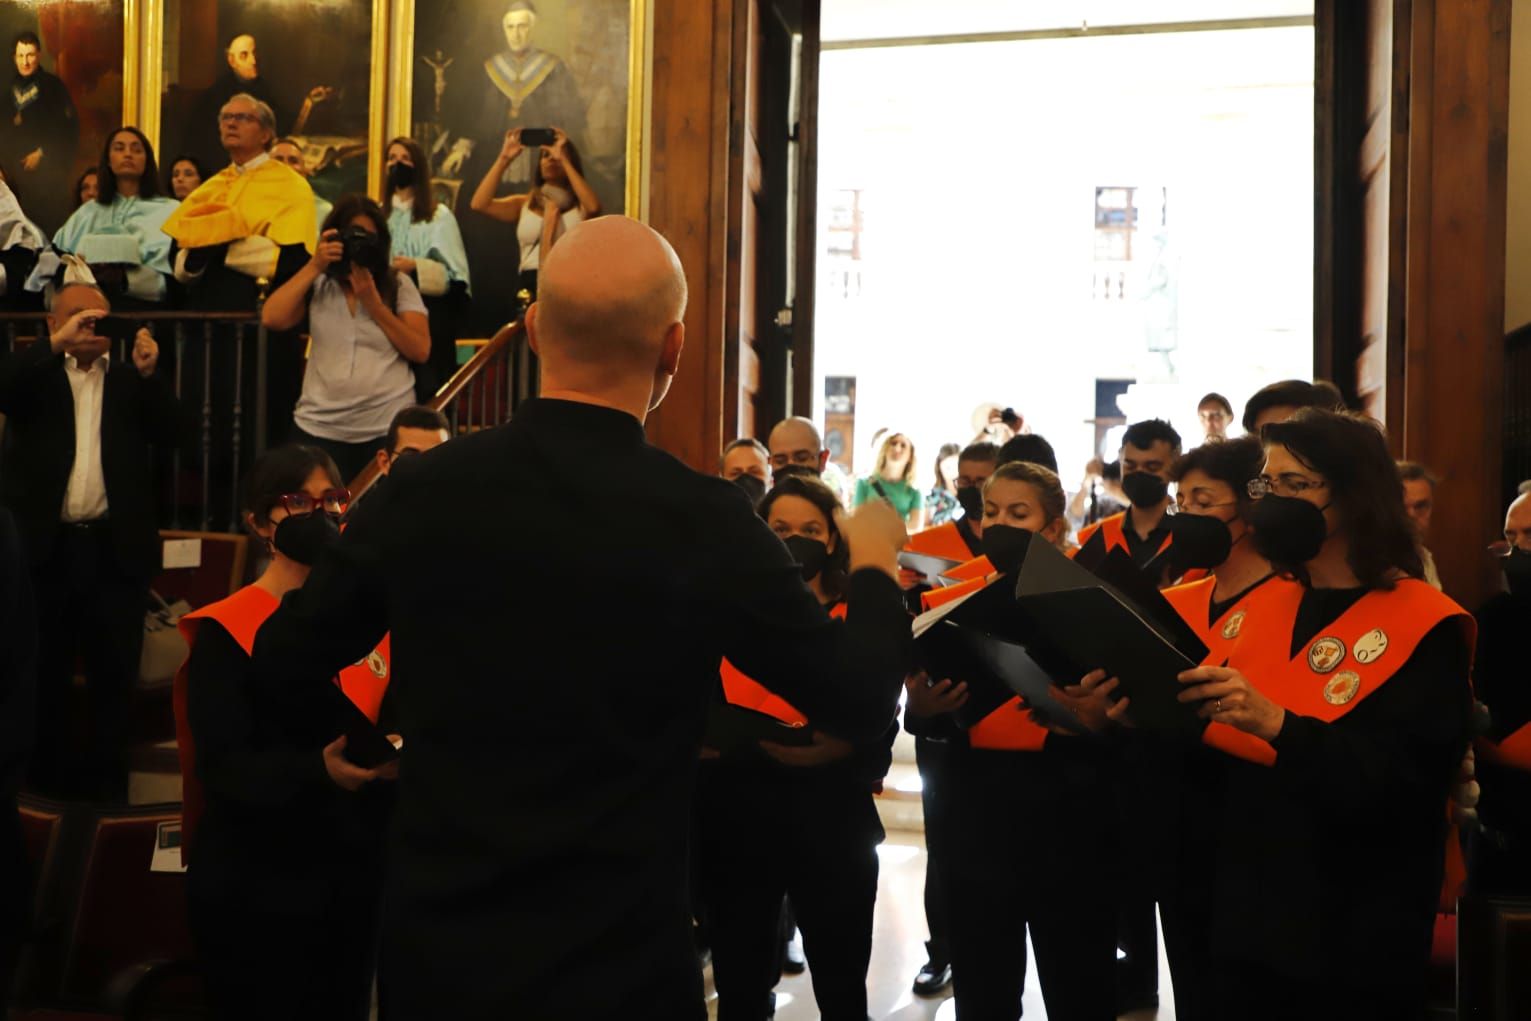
[412,0,637,334]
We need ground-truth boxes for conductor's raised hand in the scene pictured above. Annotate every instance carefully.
[836,499,907,580]
[1178,665,1285,741]
[759,730,854,767]
[321,735,390,792]
[904,672,969,718]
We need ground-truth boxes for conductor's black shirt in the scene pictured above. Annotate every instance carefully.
[252,398,912,1020]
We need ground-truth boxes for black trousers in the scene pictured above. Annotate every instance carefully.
[941,748,1117,1021]
[697,764,882,1021]
[915,736,950,967]
[29,523,145,801]
[1116,899,1159,1003]
[1210,959,1426,1021]
[187,869,380,1021]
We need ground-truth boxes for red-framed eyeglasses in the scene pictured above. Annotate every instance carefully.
[276,488,350,518]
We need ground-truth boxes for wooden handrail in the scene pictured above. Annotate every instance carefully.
[347,320,525,500]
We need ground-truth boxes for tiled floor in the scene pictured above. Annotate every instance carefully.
[704,830,1175,1021]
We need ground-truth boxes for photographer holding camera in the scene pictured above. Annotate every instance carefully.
[262,194,430,481]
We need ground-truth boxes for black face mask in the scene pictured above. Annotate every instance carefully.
[1167,511,1235,574]
[386,162,416,189]
[1121,472,1169,509]
[980,524,1035,575]
[1502,549,1531,598]
[772,464,821,484]
[955,486,984,521]
[783,534,829,582]
[730,473,766,507]
[272,511,341,566]
[1250,496,1330,569]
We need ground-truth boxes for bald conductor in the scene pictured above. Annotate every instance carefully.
[253,217,912,1019]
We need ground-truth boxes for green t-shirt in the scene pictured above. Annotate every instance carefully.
[853,476,923,519]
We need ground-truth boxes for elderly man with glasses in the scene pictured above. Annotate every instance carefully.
[161,92,316,311]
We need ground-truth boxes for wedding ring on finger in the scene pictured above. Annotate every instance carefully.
[1215,698,1224,714]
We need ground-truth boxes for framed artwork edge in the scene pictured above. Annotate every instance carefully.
[385,0,649,218]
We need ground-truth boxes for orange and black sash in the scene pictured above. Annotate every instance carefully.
[173,584,392,864]
[718,602,847,728]
[1223,577,1472,734]
[1479,723,1531,772]
[1163,574,1296,766]
[906,520,980,562]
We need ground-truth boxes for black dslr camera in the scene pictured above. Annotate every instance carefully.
[331,226,386,276]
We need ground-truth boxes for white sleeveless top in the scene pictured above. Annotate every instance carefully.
[517,185,584,272]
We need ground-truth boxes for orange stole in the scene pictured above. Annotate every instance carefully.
[1162,575,1283,766]
[173,584,393,864]
[906,521,976,562]
[1479,721,1531,772]
[1224,579,1472,725]
[718,602,847,727]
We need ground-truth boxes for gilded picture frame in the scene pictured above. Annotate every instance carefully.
[143,0,390,200]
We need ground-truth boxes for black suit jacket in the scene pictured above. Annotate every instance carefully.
[252,397,912,1020]
[0,338,182,578]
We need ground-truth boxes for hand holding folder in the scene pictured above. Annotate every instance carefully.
[911,578,1089,736]
[704,700,817,757]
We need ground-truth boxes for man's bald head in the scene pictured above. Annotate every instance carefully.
[767,416,828,475]
[529,217,687,411]
[1506,493,1531,552]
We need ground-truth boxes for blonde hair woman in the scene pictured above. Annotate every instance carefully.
[853,431,922,527]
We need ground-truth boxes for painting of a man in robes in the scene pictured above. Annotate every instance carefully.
[414,0,634,333]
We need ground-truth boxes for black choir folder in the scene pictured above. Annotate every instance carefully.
[705,700,817,755]
[1010,536,1208,735]
[912,580,1088,736]
[324,684,401,769]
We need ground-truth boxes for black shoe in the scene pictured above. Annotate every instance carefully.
[913,961,952,996]
[782,937,806,975]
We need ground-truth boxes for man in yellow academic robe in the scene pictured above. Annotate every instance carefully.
[162,92,315,311]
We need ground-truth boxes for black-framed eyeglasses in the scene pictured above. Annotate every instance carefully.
[387,447,425,463]
[276,487,350,517]
[1247,475,1328,499]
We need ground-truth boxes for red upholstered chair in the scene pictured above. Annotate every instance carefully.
[12,797,203,1019]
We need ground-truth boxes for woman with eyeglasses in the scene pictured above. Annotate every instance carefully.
[697,474,895,1021]
[1092,409,1473,1020]
[174,445,396,1020]
[1111,437,1290,1021]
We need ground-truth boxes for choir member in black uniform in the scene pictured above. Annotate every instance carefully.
[1136,409,1474,1020]
[178,446,396,1021]
[699,474,895,1021]
[912,461,1118,1021]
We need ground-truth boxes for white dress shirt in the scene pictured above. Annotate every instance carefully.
[233,151,270,174]
[61,352,109,522]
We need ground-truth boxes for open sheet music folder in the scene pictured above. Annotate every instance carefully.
[911,578,1088,736]
[1011,536,1208,734]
